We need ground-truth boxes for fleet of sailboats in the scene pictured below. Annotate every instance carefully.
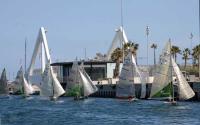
[0,27,197,105]
[150,41,195,104]
[66,61,98,100]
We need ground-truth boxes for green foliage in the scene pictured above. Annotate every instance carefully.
[111,41,139,78]
[192,44,200,65]
[111,41,139,62]
[171,45,181,62]
[153,83,172,98]
[124,41,139,56]
[151,43,157,49]
[180,66,199,76]
[182,48,191,67]
[111,47,122,62]
[66,85,82,97]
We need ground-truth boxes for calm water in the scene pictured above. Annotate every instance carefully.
[0,96,200,125]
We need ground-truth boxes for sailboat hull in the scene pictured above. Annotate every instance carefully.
[148,97,172,101]
[116,96,134,99]
[74,96,86,101]
[116,96,137,102]
[163,100,178,106]
[50,96,57,101]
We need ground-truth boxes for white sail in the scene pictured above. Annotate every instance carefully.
[83,70,98,93]
[116,50,135,98]
[79,70,98,97]
[23,76,33,96]
[40,62,65,99]
[0,69,8,95]
[171,58,195,100]
[16,67,33,96]
[131,55,146,98]
[150,41,171,97]
[66,61,80,90]
[50,66,65,98]
[106,26,128,60]
[40,64,53,97]
[66,61,98,97]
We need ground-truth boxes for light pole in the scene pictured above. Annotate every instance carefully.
[189,33,193,65]
[151,43,157,67]
[120,0,124,63]
[199,0,200,78]
[146,26,150,76]
[25,38,27,72]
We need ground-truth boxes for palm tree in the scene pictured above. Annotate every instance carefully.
[151,43,157,66]
[111,41,139,78]
[192,44,200,67]
[124,41,139,63]
[111,48,122,78]
[182,48,190,68]
[171,45,181,62]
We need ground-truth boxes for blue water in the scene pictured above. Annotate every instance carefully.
[0,96,200,125]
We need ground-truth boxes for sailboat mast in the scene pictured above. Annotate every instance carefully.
[52,80,55,97]
[25,38,27,73]
[131,53,135,96]
[146,26,149,84]
[199,0,200,78]
[169,39,175,102]
[76,60,81,96]
[120,0,124,63]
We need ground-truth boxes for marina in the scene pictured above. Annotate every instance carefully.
[0,0,200,124]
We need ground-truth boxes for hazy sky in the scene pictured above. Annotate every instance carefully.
[0,0,199,79]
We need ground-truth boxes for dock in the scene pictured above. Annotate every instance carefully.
[91,82,200,101]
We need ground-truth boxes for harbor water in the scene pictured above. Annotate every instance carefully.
[0,96,200,125]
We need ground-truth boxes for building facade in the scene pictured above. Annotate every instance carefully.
[51,61,123,87]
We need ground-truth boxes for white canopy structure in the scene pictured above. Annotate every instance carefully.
[106,26,128,61]
[26,27,65,99]
[26,27,51,78]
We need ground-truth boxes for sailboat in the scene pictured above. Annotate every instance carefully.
[171,57,195,100]
[116,49,141,101]
[40,61,65,101]
[150,41,195,104]
[15,66,33,97]
[0,68,8,96]
[66,61,98,100]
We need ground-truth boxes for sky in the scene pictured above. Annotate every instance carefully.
[0,0,199,80]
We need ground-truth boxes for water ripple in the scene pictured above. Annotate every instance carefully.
[0,96,200,125]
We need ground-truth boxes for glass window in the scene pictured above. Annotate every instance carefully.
[85,67,106,81]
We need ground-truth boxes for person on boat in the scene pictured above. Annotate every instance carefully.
[128,96,133,102]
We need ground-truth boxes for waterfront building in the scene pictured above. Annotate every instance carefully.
[51,61,123,88]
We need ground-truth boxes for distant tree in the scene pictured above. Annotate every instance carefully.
[111,48,123,78]
[192,44,200,67]
[171,45,181,62]
[124,41,139,63]
[182,48,190,68]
